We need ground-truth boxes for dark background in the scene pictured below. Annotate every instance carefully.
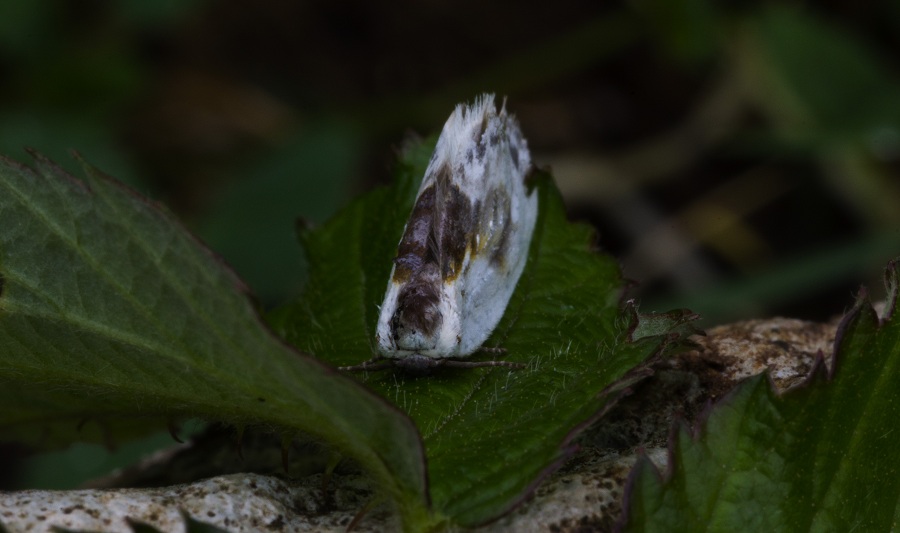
[2,0,900,488]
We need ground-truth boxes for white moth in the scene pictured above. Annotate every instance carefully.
[345,94,537,371]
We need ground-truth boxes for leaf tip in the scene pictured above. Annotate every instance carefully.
[625,303,702,346]
[881,257,900,321]
[830,283,877,379]
[616,450,667,532]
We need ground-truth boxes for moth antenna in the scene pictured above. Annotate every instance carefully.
[439,359,525,369]
[338,357,395,372]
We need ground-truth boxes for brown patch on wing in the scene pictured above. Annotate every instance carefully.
[509,144,520,170]
[433,166,475,282]
[392,185,437,283]
[478,114,490,140]
[392,263,442,340]
[490,219,512,267]
[478,186,512,268]
[390,180,442,341]
[387,163,475,342]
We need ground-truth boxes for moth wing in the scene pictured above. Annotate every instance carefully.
[453,114,537,356]
[375,94,536,360]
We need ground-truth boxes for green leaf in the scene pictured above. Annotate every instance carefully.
[0,153,428,527]
[624,259,900,531]
[271,139,689,526]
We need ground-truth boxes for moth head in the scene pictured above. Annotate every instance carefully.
[391,270,443,352]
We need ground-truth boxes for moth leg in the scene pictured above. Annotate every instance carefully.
[438,359,525,369]
[446,345,522,368]
[338,357,395,372]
